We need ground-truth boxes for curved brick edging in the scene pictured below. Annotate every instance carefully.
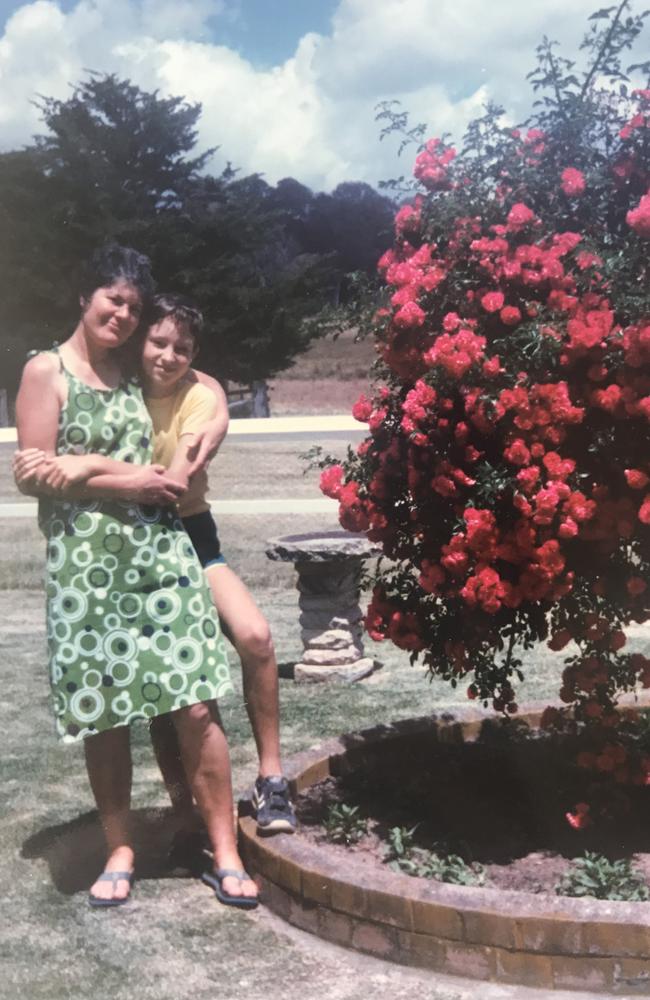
[239,704,650,994]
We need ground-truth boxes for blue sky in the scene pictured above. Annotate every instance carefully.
[0,1,647,191]
[213,0,338,66]
[0,0,339,63]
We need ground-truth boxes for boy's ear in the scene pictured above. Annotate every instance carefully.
[80,295,88,311]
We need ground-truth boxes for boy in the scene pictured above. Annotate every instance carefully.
[141,294,296,843]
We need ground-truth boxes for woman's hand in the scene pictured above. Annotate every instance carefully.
[14,451,100,495]
[125,465,187,505]
[40,454,99,491]
[13,448,47,494]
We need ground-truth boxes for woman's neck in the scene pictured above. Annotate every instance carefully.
[60,323,122,390]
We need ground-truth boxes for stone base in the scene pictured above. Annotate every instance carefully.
[294,657,375,684]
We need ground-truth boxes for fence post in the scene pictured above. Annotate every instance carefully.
[0,389,8,428]
[251,380,270,418]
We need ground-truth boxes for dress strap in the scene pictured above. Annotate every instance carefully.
[52,346,64,373]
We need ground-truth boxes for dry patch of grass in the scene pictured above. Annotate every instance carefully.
[268,377,371,416]
[279,329,375,382]
[269,329,375,416]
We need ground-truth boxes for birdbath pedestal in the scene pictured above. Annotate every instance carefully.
[265,531,379,683]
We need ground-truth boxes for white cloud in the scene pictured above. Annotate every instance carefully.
[0,0,646,190]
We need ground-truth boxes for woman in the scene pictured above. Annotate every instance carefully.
[15,244,258,908]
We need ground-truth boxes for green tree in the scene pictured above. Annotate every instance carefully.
[0,73,335,393]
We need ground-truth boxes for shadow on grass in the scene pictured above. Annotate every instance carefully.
[21,807,187,894]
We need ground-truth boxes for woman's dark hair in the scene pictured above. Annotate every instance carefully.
[79,243,155,303]
[147,293,204,344]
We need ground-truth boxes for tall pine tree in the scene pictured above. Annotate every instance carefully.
[1,74,335,392]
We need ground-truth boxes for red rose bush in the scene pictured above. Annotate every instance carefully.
[321,5,650,823]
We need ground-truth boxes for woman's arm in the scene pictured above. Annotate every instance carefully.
[14,450,157,491]
[185,369,229,475]
[14,354,62,494]
[14,357,186,506]
[14,450,129,492]
[13,449,187,505]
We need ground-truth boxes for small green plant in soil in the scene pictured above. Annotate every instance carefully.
[385,824,418,861]
[556,852,650,902]
[323,803,368,845]
[383,826,485,887]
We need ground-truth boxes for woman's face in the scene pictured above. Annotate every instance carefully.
[80,280,143,349]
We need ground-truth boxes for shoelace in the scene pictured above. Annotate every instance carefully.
[268,787,290,813]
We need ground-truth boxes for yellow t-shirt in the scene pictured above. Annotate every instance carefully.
[145,380,218,518]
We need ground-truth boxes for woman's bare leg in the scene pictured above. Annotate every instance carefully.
[171,701,257,900]
[84,726,134,902]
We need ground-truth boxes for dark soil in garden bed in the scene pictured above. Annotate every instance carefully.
[293,723,650,896]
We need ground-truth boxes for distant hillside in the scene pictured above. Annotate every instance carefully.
[269,329,376,415]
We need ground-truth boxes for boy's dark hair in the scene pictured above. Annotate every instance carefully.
[148,293,204,344]
[79,243,155,303]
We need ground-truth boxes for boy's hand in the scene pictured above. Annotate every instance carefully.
[186,422,225,477]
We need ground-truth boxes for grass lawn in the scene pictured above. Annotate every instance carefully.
[2,432,649,1000]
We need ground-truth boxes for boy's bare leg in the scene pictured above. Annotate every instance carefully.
[84,726,134,902]
[150,564,292,834]
[171,701,257,900]
[150,712,199,829]
[205,564,282,777]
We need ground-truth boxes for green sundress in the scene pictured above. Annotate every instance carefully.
[39,352,232,743]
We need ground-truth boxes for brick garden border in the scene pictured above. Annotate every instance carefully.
[239,704,650,994]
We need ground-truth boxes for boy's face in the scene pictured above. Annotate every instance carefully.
[141,317,197,396]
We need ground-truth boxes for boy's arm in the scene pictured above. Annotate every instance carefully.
[74,466,187,505]
[185,369,229,475]
[166,435,202,490]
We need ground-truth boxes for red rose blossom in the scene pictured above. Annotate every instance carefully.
[560,167,586,197]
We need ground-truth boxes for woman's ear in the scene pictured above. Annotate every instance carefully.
[79,295,88,312]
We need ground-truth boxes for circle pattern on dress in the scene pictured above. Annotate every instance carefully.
[40,361,233,743]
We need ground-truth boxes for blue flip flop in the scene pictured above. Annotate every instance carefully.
[201,868,259,909]
[88,870,134,908]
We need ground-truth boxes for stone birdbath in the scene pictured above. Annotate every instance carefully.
[265,530,380,683]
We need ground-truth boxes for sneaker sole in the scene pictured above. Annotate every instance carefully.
[257,818,297,834]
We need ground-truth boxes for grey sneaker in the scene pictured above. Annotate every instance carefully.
[252,775,297,834]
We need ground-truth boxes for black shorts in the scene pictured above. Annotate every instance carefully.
[181,510,227,569]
